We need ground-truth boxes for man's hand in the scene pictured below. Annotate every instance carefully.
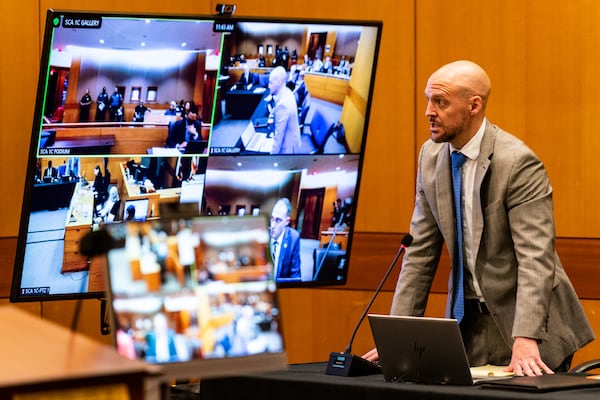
[362,348,379,363]
[503,337,553,376]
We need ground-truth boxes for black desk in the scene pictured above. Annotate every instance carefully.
[30,180,77,211]
[228,91,273,154]
[225,89,267,119]
[45,134,116,155]
[197,362,600,400]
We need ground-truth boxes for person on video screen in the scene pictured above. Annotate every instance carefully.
[270,198,301,281]
[79,88,92,122]
[164,101,177,116]
[165,104,203,150]
[267,66,301,154]
[43,160,58,180]
[133,101,151,123]
[95,86,109,122]
[362,60,594,376]
[237,63,258,90]
[109,87,123,122]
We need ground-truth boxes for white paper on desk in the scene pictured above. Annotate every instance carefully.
[150,147,183,156]
[470,364,514,379]
[246,133,273,153]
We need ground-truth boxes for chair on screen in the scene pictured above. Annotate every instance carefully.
[298,92,311,131]
[308,108,335,154]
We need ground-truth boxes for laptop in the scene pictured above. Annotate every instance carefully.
[184,139,208,154]
[103,214,287,382]
[368,314,476,385]
[240,121,273,153]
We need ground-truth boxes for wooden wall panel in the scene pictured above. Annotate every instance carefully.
[280,289,600,366]
[0,1,39,238]
[415,0,600,238]
[522,2,600,238]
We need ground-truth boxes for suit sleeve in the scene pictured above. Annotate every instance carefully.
[270,102,288,154]
[390,145,445,316]
[505,149,556,340]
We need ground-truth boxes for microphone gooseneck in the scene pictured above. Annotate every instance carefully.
[344,233,413,354]
[325,233,413,377]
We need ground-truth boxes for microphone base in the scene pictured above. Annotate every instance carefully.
[325,352,382,377]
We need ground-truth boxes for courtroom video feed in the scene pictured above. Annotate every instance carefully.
[201,154,359,284]
[105,215,283,363]
[209,21,380,156]
[39,15,223,157]
[21,155,206,297]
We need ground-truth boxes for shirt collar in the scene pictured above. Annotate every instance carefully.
[273,230,284,243]
[449,118,486,161]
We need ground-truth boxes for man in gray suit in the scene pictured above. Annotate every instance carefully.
[268,66,302,154]
[363,60,594,375]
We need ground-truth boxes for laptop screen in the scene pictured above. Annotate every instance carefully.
[104,215,286,380]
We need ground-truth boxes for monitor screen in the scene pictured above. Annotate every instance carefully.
[103,214,286,380]
[11,9,382,301]
[123,199,150,221]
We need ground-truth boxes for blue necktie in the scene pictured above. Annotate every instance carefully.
[451,151,468,323]
[272,240,279,277]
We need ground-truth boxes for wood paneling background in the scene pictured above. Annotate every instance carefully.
[1,0,599,368]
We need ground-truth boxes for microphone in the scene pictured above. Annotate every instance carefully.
[79,229,116,257]
[313,207,347,280]
[325,233,413,377]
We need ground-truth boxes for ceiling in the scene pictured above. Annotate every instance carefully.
[49,14,365,53]
[51,16,223,52]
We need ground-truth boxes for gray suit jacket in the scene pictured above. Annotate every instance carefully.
[390,121,594,369]
[271,86,301,154]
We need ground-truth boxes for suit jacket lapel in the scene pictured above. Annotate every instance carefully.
[435,143,457,258]
[471,123,494,265]
[434,125,494,269]
[277,228,289,278]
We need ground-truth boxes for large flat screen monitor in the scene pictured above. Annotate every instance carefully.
[11,9,383,302]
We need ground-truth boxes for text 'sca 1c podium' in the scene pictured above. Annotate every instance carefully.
[0,305,154,400]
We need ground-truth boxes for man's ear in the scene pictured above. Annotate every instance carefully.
[470,95,483,114]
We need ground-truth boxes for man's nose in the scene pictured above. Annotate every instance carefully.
[425,101,436,117]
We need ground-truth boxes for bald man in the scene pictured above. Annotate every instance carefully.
[268,66,301,154]
[363,60,593,376]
